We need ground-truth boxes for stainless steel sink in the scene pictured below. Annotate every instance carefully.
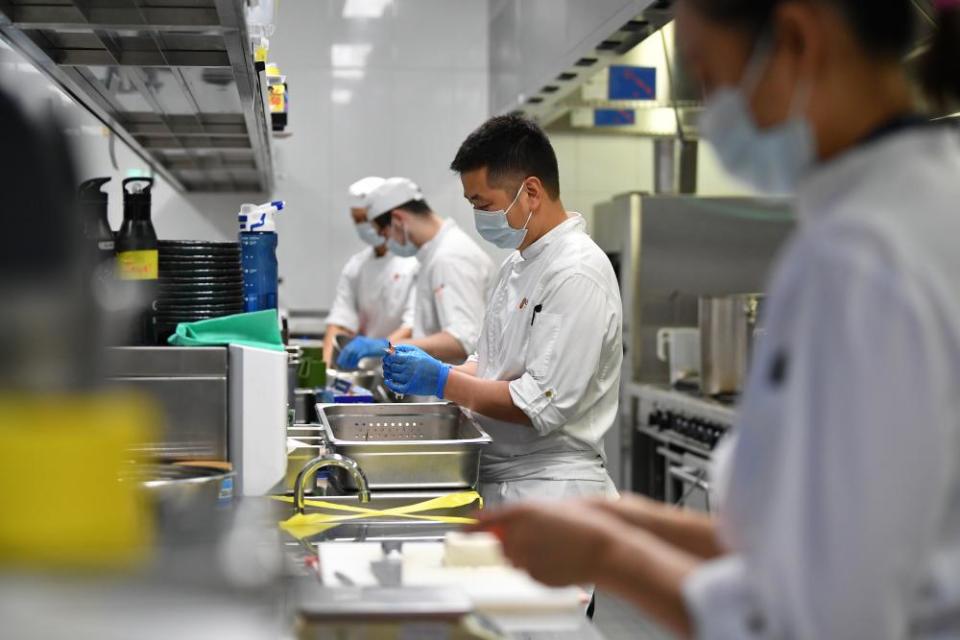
[316,403,492,490]
[299,520,461,543]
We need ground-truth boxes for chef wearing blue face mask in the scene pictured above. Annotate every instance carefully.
[324,177,419,367]
[382,116,622,507]
[699,34,815,194]
[340,176,495,366]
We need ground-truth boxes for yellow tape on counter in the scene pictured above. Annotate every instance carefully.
[275,491,483,540]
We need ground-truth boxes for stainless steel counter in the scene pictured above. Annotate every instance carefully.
[2,493,607,639]
[271,493,608,639]
[292,578,607,639]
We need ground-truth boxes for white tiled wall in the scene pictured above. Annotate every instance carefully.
[268,0,502,311]
[549,131,755,232]
[551,133,654,222]
[1,1,497,313]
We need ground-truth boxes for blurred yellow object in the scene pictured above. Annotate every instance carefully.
[0,392,159,571]
[275,491,483,540]
[268,83,286,114]
[265,62,287,115]
[254,37,269,64]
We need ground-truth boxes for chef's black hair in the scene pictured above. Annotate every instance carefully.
[371,198,431,229]
[686,0,960,107]
[451,114,561,200]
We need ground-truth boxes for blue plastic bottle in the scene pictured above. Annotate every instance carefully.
[238,200,284,312]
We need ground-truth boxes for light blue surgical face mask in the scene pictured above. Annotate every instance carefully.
[386,224,418,257]
[700,40,815,195]
[473,183,533,250]
[355,221,383,247]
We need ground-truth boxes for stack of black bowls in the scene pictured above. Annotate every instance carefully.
[154,240,244,344]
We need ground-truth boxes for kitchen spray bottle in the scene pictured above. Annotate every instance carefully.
[239,200,284,312]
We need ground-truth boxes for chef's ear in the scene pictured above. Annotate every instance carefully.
[390,209,406,228]
[522,177,545,212]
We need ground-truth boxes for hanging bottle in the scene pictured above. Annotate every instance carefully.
[116,177,158,344]
[77,177,115,267]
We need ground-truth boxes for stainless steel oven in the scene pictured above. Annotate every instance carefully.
[662,447,712,511]
[592,193,794,492]
[629,383,736,513]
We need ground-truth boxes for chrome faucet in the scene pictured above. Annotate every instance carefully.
[294,453,371,514]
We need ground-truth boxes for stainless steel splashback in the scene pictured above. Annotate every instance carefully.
[105,347,229,461]
[593,193,795,384]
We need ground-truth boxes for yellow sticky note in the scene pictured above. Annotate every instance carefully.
[117,249,158,280]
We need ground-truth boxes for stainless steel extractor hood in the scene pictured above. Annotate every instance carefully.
[523,0,949,136]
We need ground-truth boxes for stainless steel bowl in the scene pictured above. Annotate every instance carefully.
[121,463,235,540]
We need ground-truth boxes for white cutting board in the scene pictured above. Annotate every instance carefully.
[319,542,587,615]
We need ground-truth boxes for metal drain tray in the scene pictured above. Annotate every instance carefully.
[316,403,492,490]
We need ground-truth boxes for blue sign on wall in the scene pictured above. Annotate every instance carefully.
[608,65,657,100]
[594,109,636,127]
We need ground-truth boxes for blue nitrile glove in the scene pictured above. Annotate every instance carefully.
[337,336,389,370]
[382,345,451,398]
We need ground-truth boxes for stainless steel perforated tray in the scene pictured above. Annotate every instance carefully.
[315,403,492,490]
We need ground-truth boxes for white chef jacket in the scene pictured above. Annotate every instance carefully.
[325,248,417,339]
[684,125,960,639]
[471,214,622,503]
[413,219,495,358]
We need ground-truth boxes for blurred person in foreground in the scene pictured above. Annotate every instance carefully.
[474,1,960,638]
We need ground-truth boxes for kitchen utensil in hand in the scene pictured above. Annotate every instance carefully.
[336,336,389,370]
[382,345,451,397]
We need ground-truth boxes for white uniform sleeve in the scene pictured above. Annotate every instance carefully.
[324,256,361,333]
[509,274,620,436]
[684,239,952,640]
[430,256,488,355]
[400,272,416,329]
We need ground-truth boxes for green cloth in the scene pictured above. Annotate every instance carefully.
[167,309,284,352]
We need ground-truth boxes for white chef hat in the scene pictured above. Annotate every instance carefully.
[347,176,386,209]
[366,177,424,219]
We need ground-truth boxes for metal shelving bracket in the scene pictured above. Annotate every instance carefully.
[0,0,274,194]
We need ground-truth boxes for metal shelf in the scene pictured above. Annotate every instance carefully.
[0,0,274,193]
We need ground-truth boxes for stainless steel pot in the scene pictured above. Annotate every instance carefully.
[699,294,764,396]
[121,463,235,541]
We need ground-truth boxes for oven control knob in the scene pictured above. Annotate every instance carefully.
[665,411,679,430]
